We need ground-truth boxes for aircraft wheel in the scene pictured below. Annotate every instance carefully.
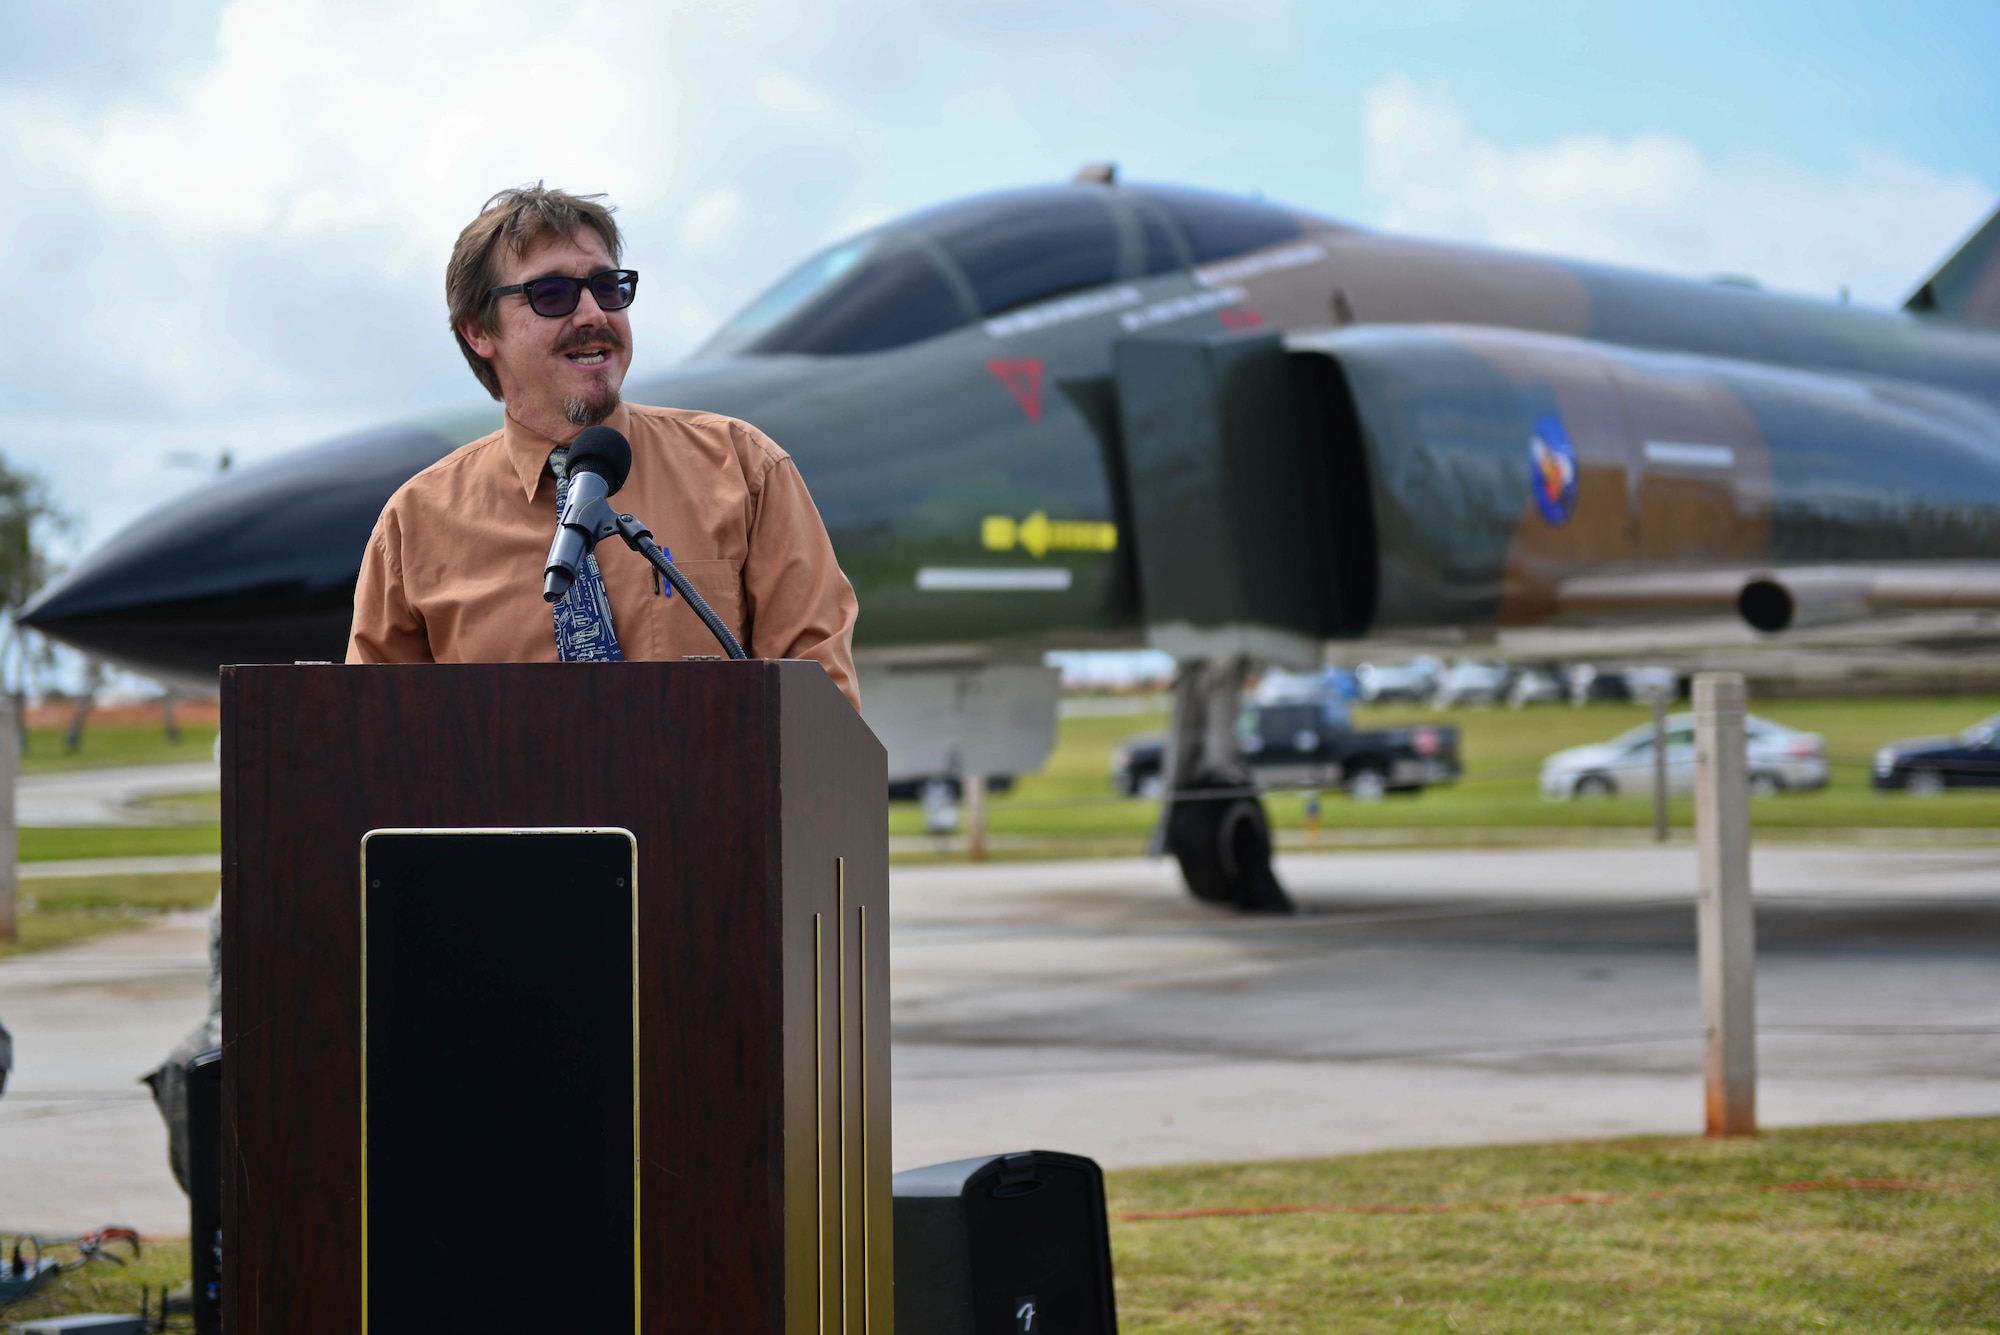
[1169,793,1294,914]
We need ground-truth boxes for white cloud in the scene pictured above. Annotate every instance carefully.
[0,0,908,550]
[1362,73,1994,305]
[83,0,668,243]
[0,0,915,416]
[2,7,1990,567]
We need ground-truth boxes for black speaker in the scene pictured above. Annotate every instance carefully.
[893,1150,1118,1334]
[185,1046,222,1335]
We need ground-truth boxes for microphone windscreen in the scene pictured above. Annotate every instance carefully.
[567,425,633,495]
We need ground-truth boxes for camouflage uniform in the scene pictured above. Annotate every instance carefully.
[143,891,221,1194]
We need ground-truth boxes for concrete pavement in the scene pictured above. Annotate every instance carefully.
[2,844,1995,1234]
[0,912,209,1234]
[16,762,219,827]
[887,846,2000,1169]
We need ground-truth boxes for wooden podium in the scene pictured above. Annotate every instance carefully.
[219,661,890,1333]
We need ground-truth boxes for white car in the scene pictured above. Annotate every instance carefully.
[1505,667,1565,708]
[1356,656,1442,703]
[1541,714,1829,799]
[1432,660,1510,707]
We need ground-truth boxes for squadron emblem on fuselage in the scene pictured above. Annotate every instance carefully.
[1529,414,1579,526]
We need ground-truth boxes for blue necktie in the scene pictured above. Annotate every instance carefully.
[549,446,624,662]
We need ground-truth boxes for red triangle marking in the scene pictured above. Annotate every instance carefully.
[1217,308,1265,329]
[987,358,1044,423]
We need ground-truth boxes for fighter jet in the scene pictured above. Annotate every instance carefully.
[22,167,2000,910]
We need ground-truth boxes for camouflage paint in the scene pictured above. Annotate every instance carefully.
[22,185,2000,683]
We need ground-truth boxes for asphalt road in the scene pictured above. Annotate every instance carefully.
[0,911,208,1234]
[3,844,1996,1234]
[16,762,219,826]
[888,846,2000,1169]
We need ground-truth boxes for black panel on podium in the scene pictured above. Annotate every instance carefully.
[361,830,637,1331]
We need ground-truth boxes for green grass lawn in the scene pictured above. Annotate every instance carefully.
[0,871,217,959]
[12,698,2000,869]
[1109,1118,2000,1333]
[126,789,222,823]
[4,720,225,862]
[18,826,221,863]
[890,694,2000,857]
[17,720,218,774]
[0,1238,190,1327]
[7,1122,1988,1330]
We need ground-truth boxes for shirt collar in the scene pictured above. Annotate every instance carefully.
[500,403,634,505]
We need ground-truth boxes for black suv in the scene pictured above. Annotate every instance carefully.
[1872,711,2000,794]
[1113,696,1461,800]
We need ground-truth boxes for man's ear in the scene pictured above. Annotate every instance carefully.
[459,320,499,360]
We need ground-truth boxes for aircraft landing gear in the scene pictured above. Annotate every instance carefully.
[1149,657,1294,914]
[1167,790,1291,911]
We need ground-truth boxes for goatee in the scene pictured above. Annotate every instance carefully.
[564,388,621,428]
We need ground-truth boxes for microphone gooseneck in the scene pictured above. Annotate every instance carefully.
[537,426,748,660]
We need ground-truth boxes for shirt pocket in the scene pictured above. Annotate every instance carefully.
[668,558,746,655]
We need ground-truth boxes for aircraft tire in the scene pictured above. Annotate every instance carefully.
[1168,793,1294,914]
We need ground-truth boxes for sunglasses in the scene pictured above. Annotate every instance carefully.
[489,269,639,318]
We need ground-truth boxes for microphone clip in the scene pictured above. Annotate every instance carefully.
[542,494,621,602]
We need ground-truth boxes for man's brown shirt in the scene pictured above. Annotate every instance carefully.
[346,402,860,710]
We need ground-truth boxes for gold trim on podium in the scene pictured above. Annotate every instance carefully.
[815,854,879,1333]
[838,857,850,1335]
[861,899,871,1334]
[815,910,826,1335]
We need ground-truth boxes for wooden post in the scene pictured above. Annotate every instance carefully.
[1694,673,1755,1136]
[0,700,13,942]
[962,771,988,862]
[1651,692,1670,843]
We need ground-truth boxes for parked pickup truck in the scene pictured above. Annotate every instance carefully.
[1112,697,1462,800]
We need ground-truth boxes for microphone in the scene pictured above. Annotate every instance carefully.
[543,425,633,602]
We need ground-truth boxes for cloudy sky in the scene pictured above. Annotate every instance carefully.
[3,0,1996,558]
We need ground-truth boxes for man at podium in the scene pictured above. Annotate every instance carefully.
[346,183,860,711]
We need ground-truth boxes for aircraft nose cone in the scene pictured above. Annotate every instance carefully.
[21,425,454,690]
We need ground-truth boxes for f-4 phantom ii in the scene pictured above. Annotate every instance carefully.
[23,167,2000,910]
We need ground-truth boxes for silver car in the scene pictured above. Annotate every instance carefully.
[1432,660,1510,707]
[1356,656,1442,703]
[1541,713,1830,799]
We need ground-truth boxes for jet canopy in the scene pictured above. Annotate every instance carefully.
[696,182,1304,358]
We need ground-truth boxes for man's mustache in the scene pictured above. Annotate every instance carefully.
[554,324,627,354]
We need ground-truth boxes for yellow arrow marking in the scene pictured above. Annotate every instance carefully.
[981,511,1117,557]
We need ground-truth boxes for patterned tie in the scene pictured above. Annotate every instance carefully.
[548,446,624,662]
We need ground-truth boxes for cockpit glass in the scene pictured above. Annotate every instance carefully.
[1131,195,1189,275]
[701,234,877,355]
[910,187,1123,316]
[697,183,1310,358]
[1142,184,1302,263]
[699,231,974,358]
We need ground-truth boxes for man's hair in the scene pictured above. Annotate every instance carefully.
[446,183,624,400]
